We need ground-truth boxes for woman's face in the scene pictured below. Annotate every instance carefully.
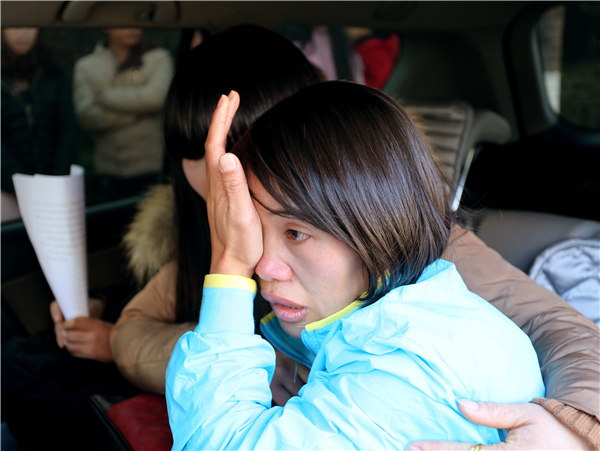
[2,28,39,55]
[105,28,143,48]
[249,174,368,339]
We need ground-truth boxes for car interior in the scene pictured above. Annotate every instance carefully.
[2,1,599,450]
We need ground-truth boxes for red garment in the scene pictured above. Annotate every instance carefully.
[354,33,401,90]
[107,393,172,451]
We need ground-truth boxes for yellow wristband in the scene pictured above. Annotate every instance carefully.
[204,274,257,293]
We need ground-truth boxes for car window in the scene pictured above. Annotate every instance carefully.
[48,28,181,205]
[1,27,180,224]
[2,25,401,224]
[280,25,400,90]
[538,2,600,129]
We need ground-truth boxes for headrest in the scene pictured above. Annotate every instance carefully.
[403,99,510,195]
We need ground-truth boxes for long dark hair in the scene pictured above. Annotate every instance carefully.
[234,81,453,305]
[1,29,51,82]
[163,24,323,321]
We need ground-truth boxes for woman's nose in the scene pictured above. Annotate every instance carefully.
[255,245,293,282]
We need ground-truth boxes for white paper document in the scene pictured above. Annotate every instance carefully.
[13,165,89,320]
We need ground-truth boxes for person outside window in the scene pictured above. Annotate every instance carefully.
[73,28,174,201]
[1,27,78,221]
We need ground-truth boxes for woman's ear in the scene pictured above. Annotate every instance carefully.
[182,157,208,199]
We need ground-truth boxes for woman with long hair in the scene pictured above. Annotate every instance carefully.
[1,27,78,198]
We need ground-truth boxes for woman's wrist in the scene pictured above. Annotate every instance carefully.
[210,260,255,279]
[532,398,600,449]
[204,274,257,291]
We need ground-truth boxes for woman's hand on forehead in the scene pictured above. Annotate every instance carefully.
[205,91,263,278]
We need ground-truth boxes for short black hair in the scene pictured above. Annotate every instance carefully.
[235,81,452,305]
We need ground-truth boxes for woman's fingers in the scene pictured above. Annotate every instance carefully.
[225,90,240,130]
[49,300,64,324]
[219,153,253,211]
[204,91,262,277]
[218,153,262,276]
[205,91,240,178]
[205,91,241,217]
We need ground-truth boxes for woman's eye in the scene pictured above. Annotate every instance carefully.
[286,230,309,242]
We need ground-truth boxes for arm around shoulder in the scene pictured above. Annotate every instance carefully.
[110,262,195,394]
[443,224,600,422]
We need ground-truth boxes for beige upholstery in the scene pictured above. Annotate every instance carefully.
[404,100,511,210]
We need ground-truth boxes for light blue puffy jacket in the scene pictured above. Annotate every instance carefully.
[166,260,544,450]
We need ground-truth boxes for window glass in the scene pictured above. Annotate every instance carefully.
[1,28,181,224]
[280,25,401,90]
[1,25,398,224]
[538,2,600,129]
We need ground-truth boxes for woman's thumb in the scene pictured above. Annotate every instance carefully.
[219,154,248,199]
[457,399,526,430]
[219,153,237,174]
[49,300,64,323]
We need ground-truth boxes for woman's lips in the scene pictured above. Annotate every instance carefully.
[264,294,308,323]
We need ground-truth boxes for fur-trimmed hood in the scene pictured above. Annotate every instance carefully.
[123,184,177,284]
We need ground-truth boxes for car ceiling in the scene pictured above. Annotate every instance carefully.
[2,1,531,33]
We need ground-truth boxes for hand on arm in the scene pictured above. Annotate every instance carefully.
[205,91,263,278]
[407,400,593,451]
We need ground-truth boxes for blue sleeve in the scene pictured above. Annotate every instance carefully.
[165,275,370,450]
[165,270,543,450]
[166,274,272,449]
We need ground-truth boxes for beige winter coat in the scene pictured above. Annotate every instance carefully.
[73,43,174,177]
[110,184,600,447]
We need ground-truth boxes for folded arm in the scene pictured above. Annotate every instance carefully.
[99,49,174,114]
[73,62,138,131]
[439,225,600,449]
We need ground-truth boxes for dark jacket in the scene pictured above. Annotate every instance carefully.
[1,60,78,194]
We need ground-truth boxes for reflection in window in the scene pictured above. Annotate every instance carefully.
[280,25,401,90]
[1,28,181,219]
[538,2,600,129]
[1,28,78,223]
[72,28,175,203]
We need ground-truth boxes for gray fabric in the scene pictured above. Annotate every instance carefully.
[529,238,600,327]
[476,209,600,272]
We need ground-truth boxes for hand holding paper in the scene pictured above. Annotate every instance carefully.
[13,165,89,320]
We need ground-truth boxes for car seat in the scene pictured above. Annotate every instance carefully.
[402,99,511,210]
[90,393,171,451]
[476,209,600,325]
